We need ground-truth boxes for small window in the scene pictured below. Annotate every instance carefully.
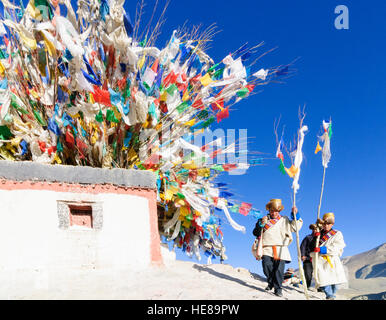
[69,205,93,229]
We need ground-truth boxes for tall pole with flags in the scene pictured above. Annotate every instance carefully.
[313,120,332,287]
[291,122,309,300]
[275,112,309,300]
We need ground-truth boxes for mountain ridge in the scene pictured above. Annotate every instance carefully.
[340,242,386,299]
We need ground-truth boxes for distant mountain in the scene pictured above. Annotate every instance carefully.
[340,243,386,300]
[342,243,386,279]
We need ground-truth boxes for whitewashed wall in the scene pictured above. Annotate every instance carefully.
[0,189,151,272]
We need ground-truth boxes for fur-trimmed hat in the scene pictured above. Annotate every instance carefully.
[323,212,335,224]
[265,199,284,212]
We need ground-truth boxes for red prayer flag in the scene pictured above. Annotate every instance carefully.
[239,202,252,216]
[246,84,255,93]
[38,141,46,153]
[192,98,204,110]
[163,71,177,87]
[65,129,75,147]
[222,163,237,171]
[151,59,159,72]
[216,107,229,123]
[93,85,112,106]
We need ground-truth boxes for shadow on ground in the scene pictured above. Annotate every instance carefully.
[192,264,266,293]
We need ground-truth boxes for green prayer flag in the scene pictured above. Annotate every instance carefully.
[122,82,131,101]
[106,109,119,123]
[34,0,54,20]
[197,110,209,120]
[95,110,104,123]
[0,49,6,59]
[33,109,47,126]
[202,116,215,128]
[166,84,178,95]
[186,213,193,221]
[138,36,147,47]
[57,140,63,153]
[236,87,249,98]
[211,164,225,171]
[176,193,185,199]
[229,204,240,213]
[207,63,220,73]
[176,101,190,114]
[213,68,224,80]
[328,123,333,139]
[279,160,286,175]
[11,95,29,114]
[0,125,12,140]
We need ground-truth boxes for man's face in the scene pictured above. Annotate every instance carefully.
[323,223,333,232]
[270,210,280,219]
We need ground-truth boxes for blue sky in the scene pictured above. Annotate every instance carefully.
[132,0,386,274]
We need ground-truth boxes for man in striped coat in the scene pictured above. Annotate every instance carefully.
[310,212,347,300]
[253,199,303,297]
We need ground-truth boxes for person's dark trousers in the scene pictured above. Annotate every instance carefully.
[303,260,313,288]
[262,255,285,292]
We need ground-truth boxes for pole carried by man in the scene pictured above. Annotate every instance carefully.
[273,110,309,299]
[313,120,333,285]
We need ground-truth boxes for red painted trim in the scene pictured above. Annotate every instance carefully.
[0,179,164,266]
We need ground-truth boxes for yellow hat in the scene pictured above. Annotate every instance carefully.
[322,212,335,224]
[266,199,284,212]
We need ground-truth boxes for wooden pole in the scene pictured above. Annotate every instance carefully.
[293,191,310,300]
[314,165,327,287]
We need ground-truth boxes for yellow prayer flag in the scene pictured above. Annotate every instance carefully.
[200,73,213,86]
[194,210,201,217]
[89,92,95,104]
[30,89,39,99]
[10,137,22,147]
[160,90,168,102]
[127,148,138,162]
[19,30,37,50]
[0,61,5,77]
[315,141,322,154]
[137,55,146,71]
[42,33,56,57]
[182,219,191,228]
[26,1,42,20]
[182,160,197,169]
[285,165,299,178]
[197,168,210,177]
[176,198,186,206]
[53,153,62,164]
[182,90,190,102]
[165,189,174,201]
[183,119,196,127]
[180,206,189,216]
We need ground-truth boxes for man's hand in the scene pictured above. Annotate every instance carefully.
[292,206,298,214]
[261,216,268,225]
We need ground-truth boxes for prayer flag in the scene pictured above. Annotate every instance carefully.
[239,202,252,216]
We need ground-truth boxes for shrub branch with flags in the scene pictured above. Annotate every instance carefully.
[314,119,332,286]
[0,0,292,263]
[275,111,310,300]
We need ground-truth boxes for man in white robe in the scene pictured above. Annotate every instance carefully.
[310,212,347,300]
[253,199,303,297]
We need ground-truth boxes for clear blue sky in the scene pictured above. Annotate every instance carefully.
[128,0,386,275]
